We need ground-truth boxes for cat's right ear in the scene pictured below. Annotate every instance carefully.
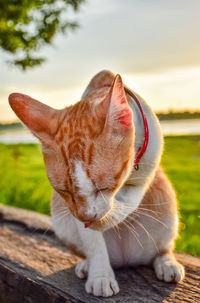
[9,93,59,145]
[96,74,133,134]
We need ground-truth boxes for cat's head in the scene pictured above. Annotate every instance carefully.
[9,71,135,229]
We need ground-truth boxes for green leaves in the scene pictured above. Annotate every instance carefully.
[0,0,85,70]
[14,56,46,70]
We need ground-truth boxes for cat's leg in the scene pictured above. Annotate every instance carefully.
[153,249,185,282]
[153,220,185,283]
[75,259,88,279]
[140,168,185,282]
[51,191,119,297]
[152,213,185,282]
[75,220,119,297]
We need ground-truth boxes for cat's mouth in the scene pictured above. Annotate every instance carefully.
[84,212,112,230]
[81,209,113,229]
[84,221,93,228]
[83,214,98,228]
[83,216,104,229]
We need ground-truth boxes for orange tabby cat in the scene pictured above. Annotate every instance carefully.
[9,70,184,297]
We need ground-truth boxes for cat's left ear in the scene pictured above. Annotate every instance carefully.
[97,74,133,132]
[9,93,59,145]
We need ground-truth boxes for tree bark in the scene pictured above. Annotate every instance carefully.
[0,204,199,303]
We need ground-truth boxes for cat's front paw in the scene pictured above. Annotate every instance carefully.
[75,260,88,279]
[85,276,119,297]
[154,254,185,282]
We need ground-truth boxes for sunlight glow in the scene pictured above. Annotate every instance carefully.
[1,66,199,122]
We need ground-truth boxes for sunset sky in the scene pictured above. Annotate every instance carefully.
[0,0,200,122]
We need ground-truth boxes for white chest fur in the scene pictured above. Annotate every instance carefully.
[103,211,174,267]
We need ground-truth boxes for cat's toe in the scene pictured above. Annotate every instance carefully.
[154,256,185,282]
[75,260,88,279]
[85,276,119,297]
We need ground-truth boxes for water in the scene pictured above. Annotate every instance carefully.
[0,129,38,144]
[0,119,200,144]
[160,119,200,135]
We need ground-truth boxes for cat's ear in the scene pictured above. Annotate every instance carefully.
[9,93,59,145]
[97,74,133,132]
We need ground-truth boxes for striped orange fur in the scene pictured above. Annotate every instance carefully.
[9,72,134,223]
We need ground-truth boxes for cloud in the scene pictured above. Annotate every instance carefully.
[0,0,200,121]
[123,66,200,111]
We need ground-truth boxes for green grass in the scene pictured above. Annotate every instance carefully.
[0,136,199,256]
[161,136,200,256]
[0,144,52,215]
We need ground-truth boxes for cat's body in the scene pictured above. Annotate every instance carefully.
[9,70,184,297]
[52,165,178,265]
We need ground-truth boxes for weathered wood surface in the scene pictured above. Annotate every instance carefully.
[0,204,199,303]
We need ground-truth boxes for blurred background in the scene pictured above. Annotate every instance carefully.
[0,0,199,256]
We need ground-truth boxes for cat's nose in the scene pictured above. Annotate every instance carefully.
[78,209,97,223]
[83,214,97,223]
[84,214,97,222]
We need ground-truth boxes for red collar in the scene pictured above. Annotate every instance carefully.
[103,84,149,170]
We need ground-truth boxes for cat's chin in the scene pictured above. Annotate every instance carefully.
[78,219,107,231]
[89,222,107,231]
[88,218,114,232]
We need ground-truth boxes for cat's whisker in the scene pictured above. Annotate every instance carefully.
[53,211,70,219]
[111,215,122,238]
[53,206,70,213]
[121,219,143,249]
[135,210,168,229]
[99,190,109,205]
[98,190,121,236]
[105,213,121,239]
[113,202,133,213]
[112,205,166,233]
[130,215,159,253]
[40,226,52,242]
[111,222,121,239]
[54,210,70,218]
[30,226,49,238]
[137,207,161,215]
[119,204,161,215]
[123,218,140,238]
[53,208,70,216]
[53,209,70,216]
[112,204,130,221]
[139,202,171,206]
[53,211,70,224]
[116,201,171,208]
[102,206,122,238]
[122,214,159,253]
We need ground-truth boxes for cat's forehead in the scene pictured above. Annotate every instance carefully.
[55,101,106,145]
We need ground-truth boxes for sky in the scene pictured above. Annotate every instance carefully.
[0,0,200,122]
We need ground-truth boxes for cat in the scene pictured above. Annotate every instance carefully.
[9,70,185,297]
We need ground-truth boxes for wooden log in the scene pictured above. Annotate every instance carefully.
[0,204,199,303]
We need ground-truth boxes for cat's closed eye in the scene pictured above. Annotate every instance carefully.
[56,188,76,203]
[59,189,70,193]
[55,187,70,194]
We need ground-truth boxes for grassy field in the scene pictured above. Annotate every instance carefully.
[0,136,199,256]
[161,136,200,256]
